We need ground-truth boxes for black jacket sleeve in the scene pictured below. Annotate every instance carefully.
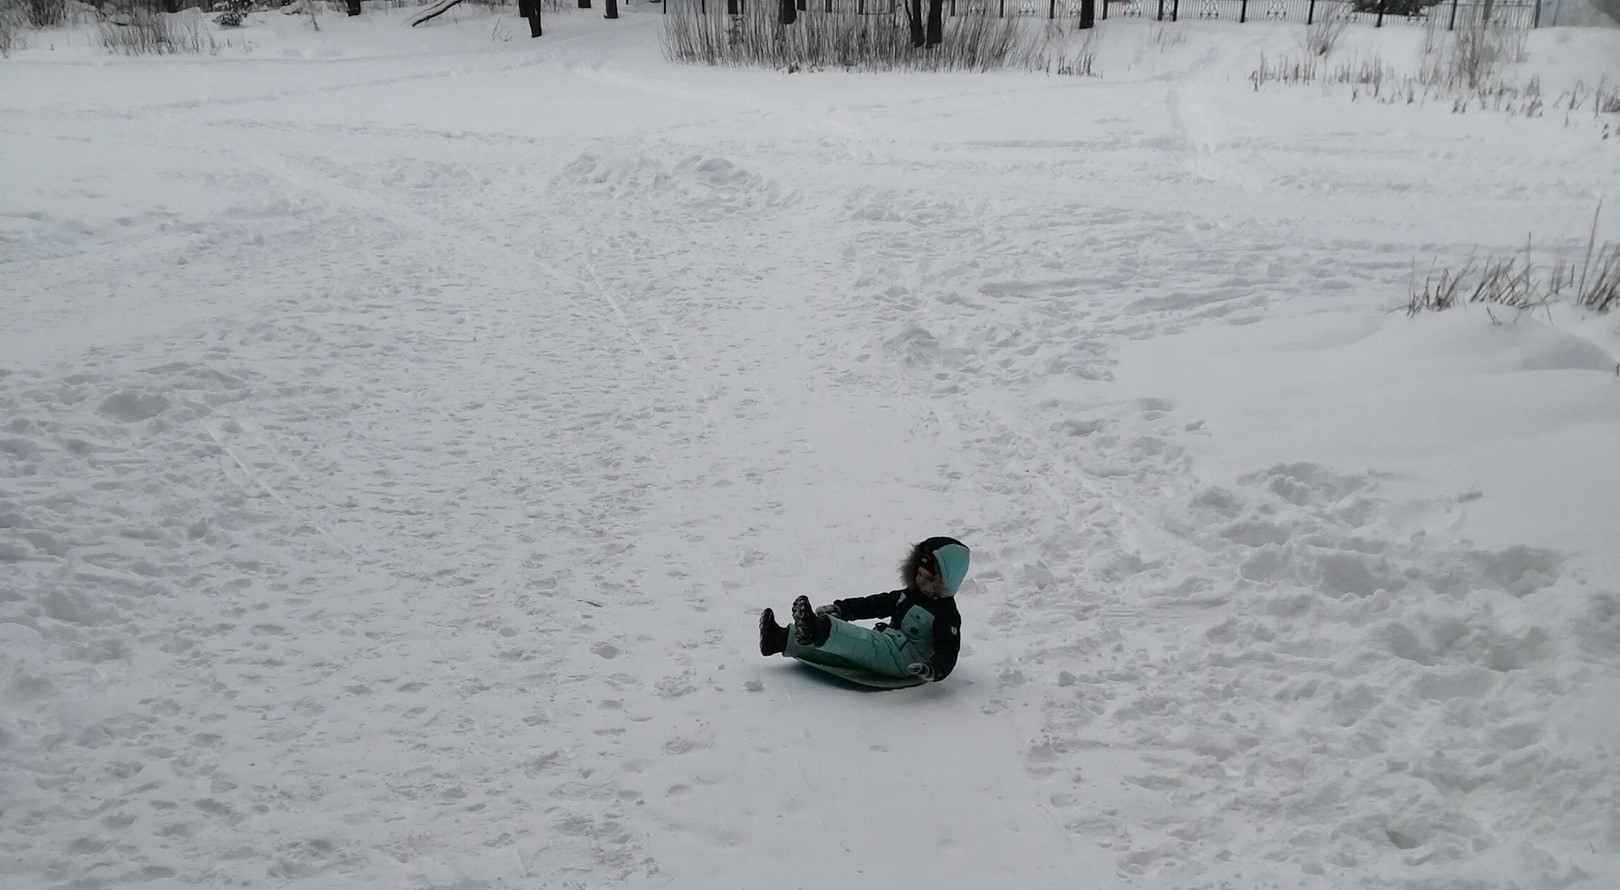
[928,599,962,680]
[831,590,903,622]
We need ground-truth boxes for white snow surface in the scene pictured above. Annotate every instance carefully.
[4,8,1620,890]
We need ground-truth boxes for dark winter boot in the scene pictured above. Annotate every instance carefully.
[791,595,830,647]
[759,608,789,657]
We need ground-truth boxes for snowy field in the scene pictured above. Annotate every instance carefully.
[4,6,1620,889]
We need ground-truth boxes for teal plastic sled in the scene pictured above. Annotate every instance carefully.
[796,659,926,690]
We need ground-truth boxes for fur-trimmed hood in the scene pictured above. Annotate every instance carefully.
[901,536,971,597]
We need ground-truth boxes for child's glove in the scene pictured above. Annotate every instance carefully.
[907,662,936,682]
[815,603,842,619]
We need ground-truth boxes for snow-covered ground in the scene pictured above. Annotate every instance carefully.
[4,7,1620,889]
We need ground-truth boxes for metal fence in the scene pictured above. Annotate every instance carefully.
[1096,0,1538,27]
[665,0,1541,28]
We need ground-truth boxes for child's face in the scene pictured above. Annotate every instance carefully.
[916,565,946,598]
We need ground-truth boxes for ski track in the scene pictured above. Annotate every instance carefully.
[4,14,1620,890]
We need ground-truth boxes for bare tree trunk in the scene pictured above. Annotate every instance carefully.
[780,0,797,22]
[907,0,924,46]
[925,0,942,46]
[518,0,542,36]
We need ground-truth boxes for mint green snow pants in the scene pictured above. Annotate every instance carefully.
[783,618,922,680]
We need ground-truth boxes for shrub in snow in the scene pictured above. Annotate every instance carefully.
[1249,51,1319,88]
[1351,0,1437,15]
[26,0,64,25]
[0,2,23,56]
[1575,248,1620,312]
[1572,222,1620,314]
[99,6,216,54]
[1418,11,1526,91]
[1599,82,1620,115]
[1052,44,1095,76]
[661,0,1081,73]
[1555,77,1619,120]
[1304,8,1350,56]
[1408,218,1620,318]
[465,0,566,8]
[213,0,249,26]
[1253,17,1587,121]
[1408,253,1547,317]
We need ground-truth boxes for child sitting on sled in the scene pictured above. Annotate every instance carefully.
[758,536,970,683]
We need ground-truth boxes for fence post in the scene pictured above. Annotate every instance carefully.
[999,0,1004,14]
[1049,0,1056,17]
[1239,0,1247,20]
[1306,0,1314,22]
[1375,0,1385,26]
[1532,0,1540,26]
[1171,0,1178,19]
[1102,0,1107,17]
[1156,0,1164,18]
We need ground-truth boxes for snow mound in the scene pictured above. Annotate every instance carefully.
[844,188,972,226]
[553,149,799,217]
[380,159,489,192]
[883,323,944,366]
[0,211,96,264]
[1389,308,1619,375]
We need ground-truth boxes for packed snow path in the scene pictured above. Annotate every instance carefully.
[4,10,1620,890]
